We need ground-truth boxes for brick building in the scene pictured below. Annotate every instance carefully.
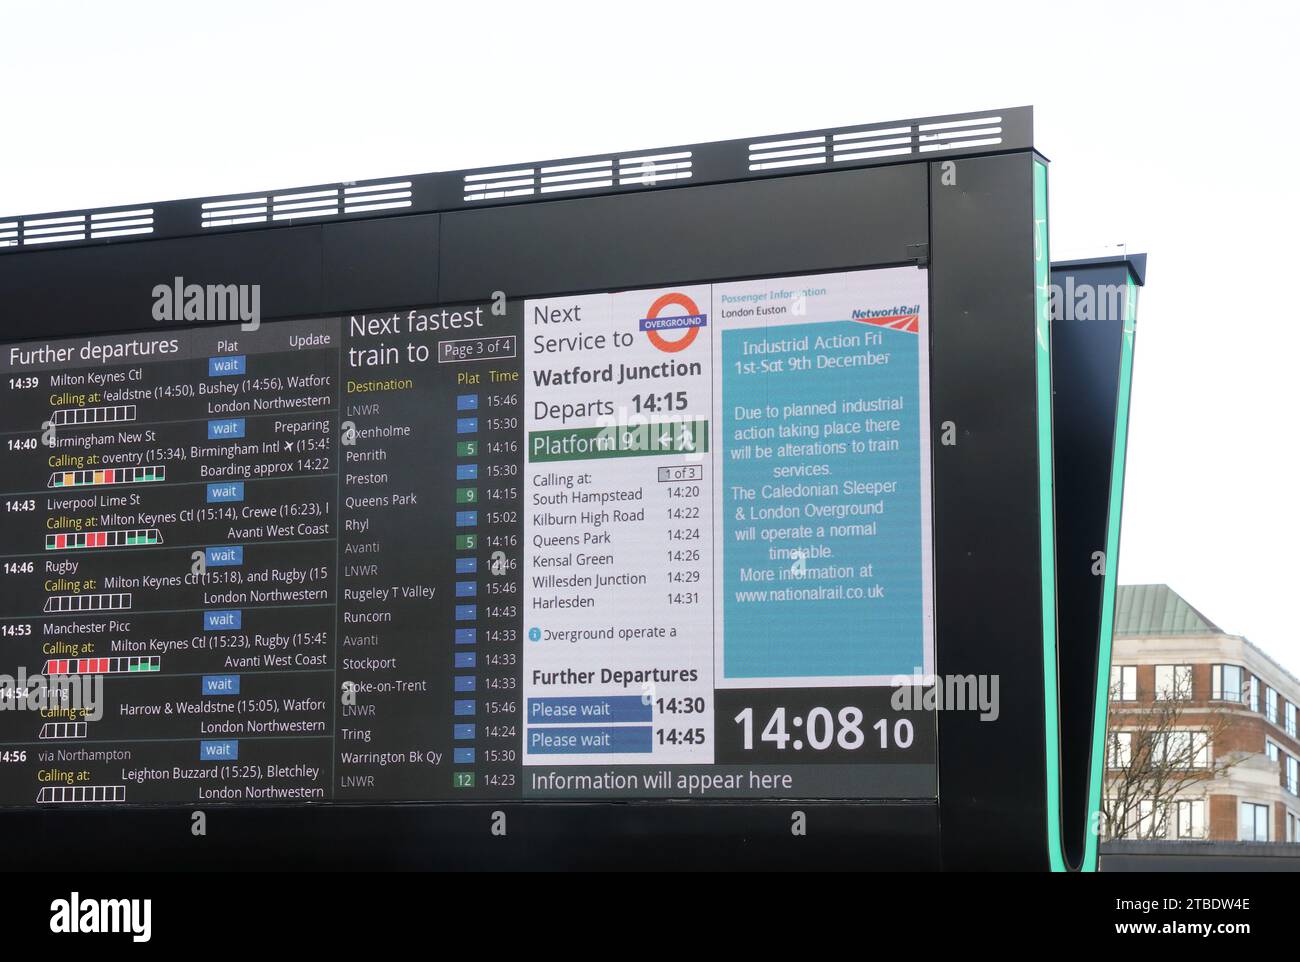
[1108,584,1300,842]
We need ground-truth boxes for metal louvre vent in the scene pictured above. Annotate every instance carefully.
[24,214,89,244]
[270,189,339,221]
[540,160,612,194]
[915,115,1003,153]
[748,136,827,171]
[202,181,413,227]
[832,125,914,162]
[751,115,1005,171]
[1,208,155,246]
[343,181,412,214]
[464,150,693,203]
[618,151,691,186]
[90,209,154,239]
[464,168,536,202]
[202,195,270,228]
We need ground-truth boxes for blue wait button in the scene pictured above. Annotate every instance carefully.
[527,726,652,754]
[207,418,245,439]
[528,695,651,724]
[204,610,241,630]
[205,546,243,567]
[202,675,240,696]
[207,482,244,503]
[200,740,238,761]
[209,356,246,377]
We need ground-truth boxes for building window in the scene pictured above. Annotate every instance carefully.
[1267,740,1280,763]
[1289,703,1298,739]
[1110,665,1137,702]
[1268,687,1279,724]
[1289,812,1300,844]
[1241,802,1271,842]
[1175,799,1205,839]
[1107,731,1132,769]
[1211,665,1244,702]
[1155,664,1193,700]
[1250,675,1261,712]
[1289,756,1298,796]
[1194,731,1211,768]
[1137,799,1166,839]
[1155,730,1210,768]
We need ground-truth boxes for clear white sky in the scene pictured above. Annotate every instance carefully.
[3,1,1297,666]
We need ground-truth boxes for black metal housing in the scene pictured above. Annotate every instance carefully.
[0,107,1062,870]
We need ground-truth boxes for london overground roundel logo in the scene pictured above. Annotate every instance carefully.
[639,292,708,353]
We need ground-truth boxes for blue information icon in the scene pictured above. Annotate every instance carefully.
[528,627,541,642]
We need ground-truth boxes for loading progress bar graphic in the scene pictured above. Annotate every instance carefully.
[39,722,89,740]
[50,404,137,426]
[44,592,132,613]
[47,465,165,488]
[43,656,159,674]
[46,529,163,550]
[37,785,126,804]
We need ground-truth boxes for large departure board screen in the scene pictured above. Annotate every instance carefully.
[0,265,936,806]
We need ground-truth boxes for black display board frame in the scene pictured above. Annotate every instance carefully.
[0,107,1070,870]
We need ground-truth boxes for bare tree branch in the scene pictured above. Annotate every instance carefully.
[1102,673,1250,840]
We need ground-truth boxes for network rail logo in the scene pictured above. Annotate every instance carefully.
[850,303,920,333]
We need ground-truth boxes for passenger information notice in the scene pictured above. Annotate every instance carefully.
[0,266,935,804]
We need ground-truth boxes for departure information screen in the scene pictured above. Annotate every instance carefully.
[0,266,936,806]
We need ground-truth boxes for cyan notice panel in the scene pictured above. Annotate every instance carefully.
[0,265,935,805]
